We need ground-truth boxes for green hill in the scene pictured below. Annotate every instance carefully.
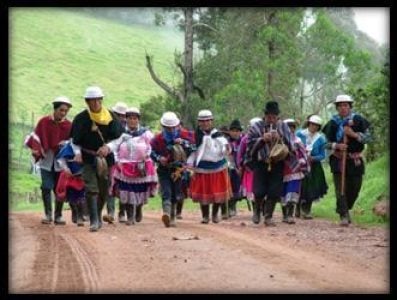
[9,8,183,123]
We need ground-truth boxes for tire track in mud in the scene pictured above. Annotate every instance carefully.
[59,233,99,292]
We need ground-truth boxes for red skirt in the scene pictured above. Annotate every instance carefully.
[189,168,232,204]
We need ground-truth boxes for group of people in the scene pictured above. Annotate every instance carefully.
[25,85,371,232]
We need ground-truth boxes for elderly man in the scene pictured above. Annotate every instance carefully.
[322,94,371,226]
[71,86,123,232]
[25,96,73,224]
[245,101,295,226]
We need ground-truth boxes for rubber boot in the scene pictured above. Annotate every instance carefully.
[162,201,171,227]
[281,205,288,223]
[295,200,301,218]
[76,202,84,227]
[82,200,89,222]
[287,203,296,224]
[41,188,53,224]
[135,204,143,223]
[200,204,209,224]
[339,214,349,227]
[212,203,220,223]
[126,204,135,226]
[96,196,106,229]
[301,201,313,219]
[264,198,277,226]
[54,200,66,225]
[103,196,115,223]
[118,202,127,223]
[170,203,177,227]
[87,193,99,232]
[229,199,236,217]
[221,203,229,220]
[252,198,263,224]
[176,200,183,220]
[70,202,78,224]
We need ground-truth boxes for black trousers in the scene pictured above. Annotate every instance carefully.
[333,173,363,216]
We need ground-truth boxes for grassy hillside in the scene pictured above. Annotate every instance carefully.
[9,8,183,123]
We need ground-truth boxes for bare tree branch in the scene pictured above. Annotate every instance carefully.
[192,22,219,33]
[145,52,184,102]
[193,84,206,99]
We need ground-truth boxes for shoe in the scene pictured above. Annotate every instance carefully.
[77,217,84,227]
[212,216,219,223]
[176,214,183,220]
[103,215,115,224]
[41,216,52,224]
[162,214,170,227]
[119,215,127,223]
[126,219,135,226]
[54,217,66,225]
[287,216,296,224]
[264,218,276,227]
[83,215,89,222]
[201,217,209,224]
[222,214,228,220]
[282,216,289,223]
[340,216,349,227]
[169,218,177,227]
[89,223,99,232]
[302,212,313,220]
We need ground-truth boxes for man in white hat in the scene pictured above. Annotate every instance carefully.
[150,111,195,227]
[25,96,73,225]
[111,101,128,128]
[71,86,123,232]
[322,94,371,226]
[187,109,232,224]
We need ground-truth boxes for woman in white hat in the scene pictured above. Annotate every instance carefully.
[296,114,328,219]
[187,109,232,224]
[101,107,158,225]
[322,94,371,226]
[150,111,196,227]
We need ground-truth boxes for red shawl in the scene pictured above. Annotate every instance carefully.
[34,115,72,153]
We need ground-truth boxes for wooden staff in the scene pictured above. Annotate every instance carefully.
[340,133,348,198]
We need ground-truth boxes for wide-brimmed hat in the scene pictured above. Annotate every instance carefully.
[126,107,140,116]
[84,86,104,99]
[229,119,243,131]
[283,118,296,125]
[249,117,262,126]
[197,109,213,121]
[112,102,128,115]
[335,94,353,104]
[308,115,323,126]
[52,96,72,107]
[160,111,180,127]
[264,101,280,115]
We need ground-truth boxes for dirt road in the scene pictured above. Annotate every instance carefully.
[9,209,389,294]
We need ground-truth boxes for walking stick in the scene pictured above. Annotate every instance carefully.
[340,133,348,199]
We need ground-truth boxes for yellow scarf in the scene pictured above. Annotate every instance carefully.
[88,107,113,125]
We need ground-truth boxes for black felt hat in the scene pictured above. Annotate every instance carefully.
[264,101,280,115]
[229,119,243,131]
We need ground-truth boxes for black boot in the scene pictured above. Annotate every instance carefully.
[176,200,183,219]
[170,203,177,227]
[135,204,143,223]
[229,199,236,217]
[76,202,84,227]
[70,203,78,224]
[287,203,296,224]
[302,201,313,219]
[212,203,220,223]
[118,202,127,223]
[200,204,209,224]
[103,196,115,223]
[82,200,89,222]
[281,205,288,223]
[54,201,66,225]
[252,198,263,224]
[295,200,301,218]
[41,188,53,224]
[221,203,229,220]
[126,204,135,226]
[87,193,100,232]
[264,198,277,226]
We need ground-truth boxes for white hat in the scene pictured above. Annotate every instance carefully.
[52,96,72,107]
[112,102,128,115]
[84,86,104,99]
[160,111,180,127]
[249,117,262,126]
[197,109,213,121]
[308,115,323,126]
[335,94,353,103]
[283,118,296,124]
[126,107,140,115]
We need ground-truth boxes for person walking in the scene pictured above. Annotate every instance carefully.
[322,95,371,226]
[101,107,158,225]
[151,112,195,227]
[25,96,73,225]
[295,115,328,219]
[71,86,123,232]
[245,101,295,226]
[187,110,232,224]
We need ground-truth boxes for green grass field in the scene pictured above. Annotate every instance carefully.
[9,8,183,124]
[10,154,389,226]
